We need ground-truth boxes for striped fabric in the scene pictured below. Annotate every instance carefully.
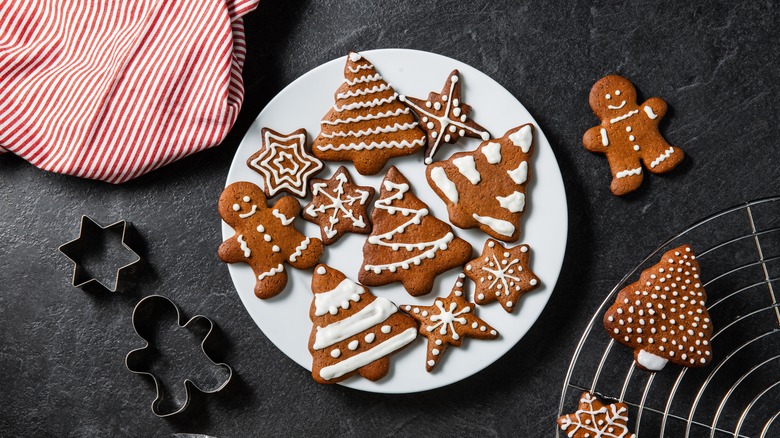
[0,0,259,183]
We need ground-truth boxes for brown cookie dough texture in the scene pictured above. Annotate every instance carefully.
[426,124,535,242]
[557,392,636,438]
[311,51,426,175]
[583,74,684,196]
[603,244,713,371]
[308,265,418,384]
[359,166,472,297]
[218,181,324,299]
[247,127,323,198]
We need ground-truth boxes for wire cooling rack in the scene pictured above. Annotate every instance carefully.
[558,197,780,437]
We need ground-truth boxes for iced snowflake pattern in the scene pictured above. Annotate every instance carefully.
[557,392,636,438]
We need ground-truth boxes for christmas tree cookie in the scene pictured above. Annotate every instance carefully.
[359,166,473,296]
[426,124,535,242]
[604,244,713,371]
[312,51,426,175]
[308,265,418,384]
[557,392,637,438]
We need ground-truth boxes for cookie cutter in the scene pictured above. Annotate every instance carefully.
[58,215,142,292]
[125,295,233,417]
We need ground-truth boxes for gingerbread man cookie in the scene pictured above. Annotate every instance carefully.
[247,127,323,198]
[218,181,324,299]
[583,75,684,196]
[557,392,637,438]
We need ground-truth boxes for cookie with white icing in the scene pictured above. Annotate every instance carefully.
[359,166,473,296]
[557,392,637,438]
[464,239,540,313]
[401,274,498,371]
[426,124,535,242]
[399,69,490,164]
[308,264,418,384]
[302,166,375,245]
[311,51,427,175]
[218,181,324,299]
[603,244,713,371]
[583,75,684,196]
[247,127,323,198]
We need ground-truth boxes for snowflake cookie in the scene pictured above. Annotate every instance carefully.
[401,274,498,371]
[247,127,323,198]
[464,239,540,313]
[603,244,713,371]
[302,166,375,245]
[218,181,324,299]
[557,392,636,438]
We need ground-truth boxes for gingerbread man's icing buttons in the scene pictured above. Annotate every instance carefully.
[583,75,684,196]
[247,127,323,198]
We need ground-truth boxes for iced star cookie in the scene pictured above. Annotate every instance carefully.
[401,274,498,371]
[426,124,534,242]
[308,265,418,384]
[398,69,490,164]
[583,75,684,196]
[247,127,323,198]
[302,166,375,245]
[603,244,713,371]
[359,166,473,297]
[557,392,637,438]
[218,181,324,299]
[464,239,540,313]
[312,52,426,175]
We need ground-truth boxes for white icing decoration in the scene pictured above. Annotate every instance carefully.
[258,263,283,280]
[472,214,515,237]
[330,349,341,358]
[238,205,257,218]
[452,156,480,185]
[637,349,668,371]
[336,83,390,99]
[288,237,311,262]
[314,278,365,316]
[320,108,411,126]
[347,64,371,73]
[426,300,470,340]
[249,130,322,198]
[272,245,280,252]
[364,333,375,343]
[307,172,371,238]
[316,137,425,152]
[345,73,382,87]
[232,204,240,211]
[333,93,398,112]
[429,167,459,203]
[318,327,416,381]
[558,393,636,438]
[313,297,399,349]
[272,209,295,226]
[482,142,502,164]
[237,235,251,258]
[616,167,642,178]
[650,147,675,168]
[347,340,359,350]
[600,128,609,146]
[508,125,532,153]
[507,161,528,185]
[610,109,639,124]
[348,52,362,62]
[496,191,525,213]
[607,100,626,110]
[381,325,391,334]
[320,122,418,139]
[316,266,327,275]
[643,105,658,119]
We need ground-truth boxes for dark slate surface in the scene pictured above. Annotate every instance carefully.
[1,1,778,436]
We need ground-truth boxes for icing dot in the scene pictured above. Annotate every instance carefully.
[435,339,442,345]
[480,326,486,332]
[272,245,280,252]
[348,340,359,351]
[381,325,392,334]
[626,126,632,132]
[434,102,442,110]
[243,196,251,202]
[633,145,640,151]
[615,89,621,96]
[264,235,271,242]
[490,329,497,335]
[507,301,513,308]
[432,348,440,356]
[364,333,375,343]
[629,135,635,141]
[606,93,612,99]
[257,225,265,233]
[449,125,457,133]
[488,241,496,248]
[425,101,432,108]
[316,266,326,275]
[471,322,478,329]
[330,349,341,358]
[427,360,436,367]
[477,293,484,300]
[441,95,448,102]
[232,204,240,211]
[427,122,435,130]
[530,279,539,286]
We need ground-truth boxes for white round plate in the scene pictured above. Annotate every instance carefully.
[223,48,568,393]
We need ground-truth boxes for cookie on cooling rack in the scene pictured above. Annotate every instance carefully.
[557,392,637,438]
[603,244,713,371]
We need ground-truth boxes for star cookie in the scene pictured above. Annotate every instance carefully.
[464,239,540,313]
[399,69,490,164]
[401,274,498,371]
[248,127,323,198]
[303,166,375,245]
[557,392,636,438]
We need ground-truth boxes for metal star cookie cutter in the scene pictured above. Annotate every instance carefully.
[58,215,142,292]
[125,295,233,418]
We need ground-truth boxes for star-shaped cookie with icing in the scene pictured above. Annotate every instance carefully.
[401,274,498,371]
[399,69,490,164]
[248,127,323,198]
[557,392,636,438]
[464,239,540,313]
[302,166,375,245]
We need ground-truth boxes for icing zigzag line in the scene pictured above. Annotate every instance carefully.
[289,237,311,262]
[316,138,425,152]
[320,122,419,139]
[616,167,642,178]
[320,108,410,126]
[259,263,284,280]
[337,84,390,99]
[333,94,398,112]
[650,147,675,168]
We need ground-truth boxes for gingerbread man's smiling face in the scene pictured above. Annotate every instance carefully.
[589,75,639,120]
[218,181,267,225]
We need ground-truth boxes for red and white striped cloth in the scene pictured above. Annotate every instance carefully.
[0,0,259,183]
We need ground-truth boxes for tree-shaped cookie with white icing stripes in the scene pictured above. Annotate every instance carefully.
[359,166,472,296]
[426,124,535,242]
[312,52,426,175]
[603,244,713,371]
[308,265,418,384]
[557,392,637,438]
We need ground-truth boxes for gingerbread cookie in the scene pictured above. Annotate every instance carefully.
[302,166,375,245]
[308,265,418,384]
[583,75,684,196]
[312,52,426,175]
[398,69,490,164]
[426,124,534,242]
[464,239,540,313]
[557,392,636,438]
[359,166,472,296]
[248,127,323,198]
[218,181,324,299]
[604,244,712,371]
[401,274,498,371]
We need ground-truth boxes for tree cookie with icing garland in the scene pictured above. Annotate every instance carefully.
[401,274,498,371]
[302,166,375,245]
[359,166,473,297]
[464,239,540,313]
[557,392,637,438]
[312,51,427,175]
[583,75,684,196]
[308,264,418,384]
[247,127,323,198]
[426,124,535,242]
[218,181,324,299]
[603,244,713,371]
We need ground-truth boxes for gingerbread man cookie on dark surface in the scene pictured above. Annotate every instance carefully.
[218,181,324,299]
[583,75,684,196]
